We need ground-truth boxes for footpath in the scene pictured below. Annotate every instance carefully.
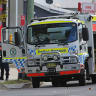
[5,68,18,80]
[0,64,18,81]
[0,64,31,89]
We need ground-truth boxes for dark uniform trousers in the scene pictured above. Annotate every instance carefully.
[1,62,9,80]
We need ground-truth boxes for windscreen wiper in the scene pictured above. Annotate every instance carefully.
[58,40,68,45]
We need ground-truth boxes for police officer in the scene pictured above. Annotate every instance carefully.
[0,62,9,80]
[0,52,9,80]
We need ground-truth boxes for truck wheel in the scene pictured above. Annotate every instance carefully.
[62,81,67,87]
[79,74,86,86]
[92,76,96,84]
[52,81,58,87]
[32,78,40,88]
[52,80,61,87]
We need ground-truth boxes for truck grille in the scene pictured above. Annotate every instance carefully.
[35,59,40,65]
[62,57,70,63]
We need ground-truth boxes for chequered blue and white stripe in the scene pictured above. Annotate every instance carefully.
[28,49,36,55]
[2,59,26,71]
[78,54,88,64]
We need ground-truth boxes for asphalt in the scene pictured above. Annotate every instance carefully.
[0,65,32,89]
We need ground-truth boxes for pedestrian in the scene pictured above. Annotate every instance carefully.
[0,52,9,80]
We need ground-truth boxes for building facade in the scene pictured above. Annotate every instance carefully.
[0,0,8,42]
[34,0,96,17]
[8,0,24,27]
[2,0,96,27]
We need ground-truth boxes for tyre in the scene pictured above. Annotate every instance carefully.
[92,76,96,84]
[62,81,67,87]
[32,78,40,88]
[52,80,61,87]
[79,74,86,86]
[52,81,58,87]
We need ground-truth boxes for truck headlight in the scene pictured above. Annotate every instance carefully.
[70,57,78,63]
[53,55,58,60]
[42,55,48,61]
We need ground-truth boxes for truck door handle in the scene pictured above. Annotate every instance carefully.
[88,47,92,57]
[3,50,6,57]
[22,49,25,54]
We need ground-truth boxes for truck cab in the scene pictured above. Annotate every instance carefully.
[1,14,96,88]
[26,17,89,87]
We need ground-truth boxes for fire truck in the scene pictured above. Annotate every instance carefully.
[1,13,96,88]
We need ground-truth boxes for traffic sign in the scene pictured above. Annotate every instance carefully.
[0,7,3,11]
[82,3,94,14]
[78,2,96,14]
[20,15,25,26]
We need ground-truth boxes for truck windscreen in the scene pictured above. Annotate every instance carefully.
[27,23,77,45]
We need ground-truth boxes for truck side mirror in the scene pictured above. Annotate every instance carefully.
[82,28,89,41]
[88,47,92,57]
[14,32,20,46]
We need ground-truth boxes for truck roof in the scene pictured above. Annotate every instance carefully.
[28,18,81,26]
[92,15,96,21]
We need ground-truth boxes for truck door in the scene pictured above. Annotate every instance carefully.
[1,27,26,72]
[92,17,96,72]
[93,34,96,72]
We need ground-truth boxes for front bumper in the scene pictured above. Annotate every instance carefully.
[27,69,82,82]
[27,69,80,77]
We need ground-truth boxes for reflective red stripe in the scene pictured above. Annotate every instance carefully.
[27,70,80,77]
[27,73,45,77]
[0,7,3,11]
[60,70,80,75]
[0,24,3,42]
[93,24,96,31]
[17,69,21,73]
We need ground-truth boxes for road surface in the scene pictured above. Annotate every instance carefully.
[0,81,96,96]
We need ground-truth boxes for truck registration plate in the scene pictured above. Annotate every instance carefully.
[47,63,56,68]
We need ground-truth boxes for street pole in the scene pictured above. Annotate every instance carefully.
[27,0,34,24]
[8,0,10,27]
[16,0,18,27]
